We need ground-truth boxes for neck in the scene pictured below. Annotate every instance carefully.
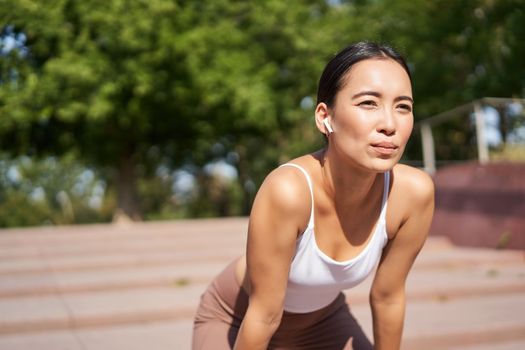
[319,148,382,207]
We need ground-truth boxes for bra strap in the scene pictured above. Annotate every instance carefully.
[279,163,315,228]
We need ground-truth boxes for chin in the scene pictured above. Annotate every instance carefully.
[366,158,398,173]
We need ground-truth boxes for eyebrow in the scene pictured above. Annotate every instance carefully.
[351,91,414,104]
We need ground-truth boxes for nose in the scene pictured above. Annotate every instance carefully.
[377,108,396,136]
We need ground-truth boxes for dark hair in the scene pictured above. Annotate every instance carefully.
[316,41,412,107]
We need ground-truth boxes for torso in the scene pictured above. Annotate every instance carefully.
[236,152,413,291]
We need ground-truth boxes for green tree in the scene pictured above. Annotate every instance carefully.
[0,154,111,227]
[175,0,348,213]
[1,0,336,219]
[1,0,203,220]
[3,0,522,225]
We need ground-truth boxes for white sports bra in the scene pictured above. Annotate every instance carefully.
[281,163,390,313]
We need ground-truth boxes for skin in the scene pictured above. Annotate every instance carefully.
[233,58,435,350]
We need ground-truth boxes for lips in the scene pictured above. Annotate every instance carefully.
[370,141,398,155]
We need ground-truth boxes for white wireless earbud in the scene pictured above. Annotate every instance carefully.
[323,119,334,134]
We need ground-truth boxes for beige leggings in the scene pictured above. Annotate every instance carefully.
[192,259,373,349]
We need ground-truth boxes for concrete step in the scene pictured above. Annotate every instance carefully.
[344,292,525,350]
[402,292,525,350]
[0,261,225,298]
[2,252,523,299]
[0,320,193,350]
[0,229,246,260]
[0,284,203,334]
[0,218,523,349]
[0,246,241,276]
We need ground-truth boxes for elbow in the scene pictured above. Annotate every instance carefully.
[258,308,283,330]
[245,302,284,331]
[264,312,283,330]
[370,288,405,306]
[234,306,283,350]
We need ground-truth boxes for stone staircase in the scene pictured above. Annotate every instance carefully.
[0,218,523,349]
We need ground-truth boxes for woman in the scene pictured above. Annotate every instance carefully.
[192,41,434,350]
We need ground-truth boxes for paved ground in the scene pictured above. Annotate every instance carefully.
[0,218,524,349]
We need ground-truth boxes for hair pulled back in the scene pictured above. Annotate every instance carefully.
[316,41,411,107]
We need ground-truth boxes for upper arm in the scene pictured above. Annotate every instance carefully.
[245,167,310,316]
[371,167,435,301]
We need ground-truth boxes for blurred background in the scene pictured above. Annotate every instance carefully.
[1,1,525,349]
[1,0,523,228]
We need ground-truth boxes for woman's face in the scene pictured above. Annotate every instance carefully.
[318,58,414,172]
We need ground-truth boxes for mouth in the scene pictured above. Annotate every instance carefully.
[370,141,398,156]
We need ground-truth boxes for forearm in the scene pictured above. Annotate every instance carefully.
[233,306,282,350]
[370,295,406,350]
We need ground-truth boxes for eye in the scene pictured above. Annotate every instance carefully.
[396,103,413,113]
[357,100,378,108]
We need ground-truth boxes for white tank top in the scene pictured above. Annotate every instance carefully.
[281,163,390,313]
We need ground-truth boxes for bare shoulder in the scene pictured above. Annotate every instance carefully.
[252,164,312,230]
[391,164,434,204]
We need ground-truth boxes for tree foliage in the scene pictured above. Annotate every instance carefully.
[1,0,203,220]
[0,0,524,225]
[0,154,112,227]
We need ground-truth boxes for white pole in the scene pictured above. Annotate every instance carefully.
[474,102,489,164]
[421,122,436,174]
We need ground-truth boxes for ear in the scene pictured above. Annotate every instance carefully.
[314,102,332,135]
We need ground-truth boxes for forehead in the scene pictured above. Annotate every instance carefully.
[340,58,412,95]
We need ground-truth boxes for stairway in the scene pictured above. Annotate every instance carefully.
[0,218,523,349]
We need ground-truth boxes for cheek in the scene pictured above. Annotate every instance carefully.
[341,110,375,135]
[399,117,414,142]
